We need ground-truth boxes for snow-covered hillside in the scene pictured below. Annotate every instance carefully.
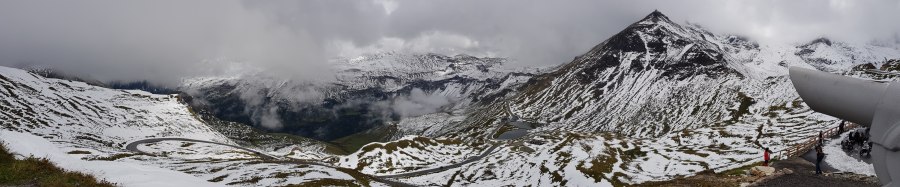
[329,11,900,186]
[0,66,380,186]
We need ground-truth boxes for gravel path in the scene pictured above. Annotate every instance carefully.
[751,158,877,187]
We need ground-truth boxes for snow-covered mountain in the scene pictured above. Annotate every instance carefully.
[449,10,900,140]
[0,66,388,186]
[344,11,900,185]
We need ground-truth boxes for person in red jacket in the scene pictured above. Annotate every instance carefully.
[763,148,771,166]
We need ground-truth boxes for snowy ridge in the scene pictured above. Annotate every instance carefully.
[0,66,228,146]
[506,10,748,138]
[479,11,900,139]
[0,66,369,186]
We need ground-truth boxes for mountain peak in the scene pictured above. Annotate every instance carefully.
[638,10,672,24]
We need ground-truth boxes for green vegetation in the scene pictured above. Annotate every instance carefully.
[720,161,764,176]
[356,136,460,159]
[727,92,756,123]
[633,161,766,187]
[330,127,393,154]
[576,148,626,186]
[621,147,647,159]
[0,143,115,187]
[66,150,91,154]
[93,153,139,161]
[681,149,711,157]
[225,176,262,185]
[207,175,228,182]
[334,167,372,186]
[283,179,360,187]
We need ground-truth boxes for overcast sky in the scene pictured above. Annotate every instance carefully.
[1,0,898,85]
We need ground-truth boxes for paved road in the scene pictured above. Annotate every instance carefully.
[378,143,501,178]
[124,137,276,160]
[126,138,504,185]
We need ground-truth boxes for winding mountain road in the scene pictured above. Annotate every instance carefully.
[125,137,276,159]
[124,138,502,186]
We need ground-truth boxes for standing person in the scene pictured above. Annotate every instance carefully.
[819,131,824,145]
[839,121,845,134]
[815,144,825,175]
[866,142,874,156]
[763,148,771,166]
[857,132,865,147]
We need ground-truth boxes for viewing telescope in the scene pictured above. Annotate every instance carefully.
[790,67,900,186]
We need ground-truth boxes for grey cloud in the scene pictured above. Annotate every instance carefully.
[0,0,336,85]
[258,107,283,130]
[378,0,900,67]
[1,0,898,84]
[391,88,455,118]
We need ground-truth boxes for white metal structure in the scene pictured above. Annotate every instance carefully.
[790,67,900,186]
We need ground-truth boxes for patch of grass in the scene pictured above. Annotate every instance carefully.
[0,143,116,187]
[225,176,263,185]
[622,147,647,159]
[335,167,372,186]
[66,150,91,154]
[727,92,756,123]
[93,153,139,161]
[180,142,195,147]
[207,175,228,182]
[577,147,624,186]
[272,172,291,178]
[330,127,392,154]
[682,149,711,158]
[284,179,360,187]
[720,161,764,176]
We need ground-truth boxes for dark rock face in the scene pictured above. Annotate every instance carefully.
[660,47,733,80]
[573,11,739,82]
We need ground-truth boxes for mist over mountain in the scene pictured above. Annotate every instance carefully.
[1,1,898,85]
[1,2,899,186]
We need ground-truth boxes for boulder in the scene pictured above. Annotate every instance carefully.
[782,168,793,175]
[750,166,776,176]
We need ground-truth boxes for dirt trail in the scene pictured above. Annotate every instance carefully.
[751,158,877,187]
